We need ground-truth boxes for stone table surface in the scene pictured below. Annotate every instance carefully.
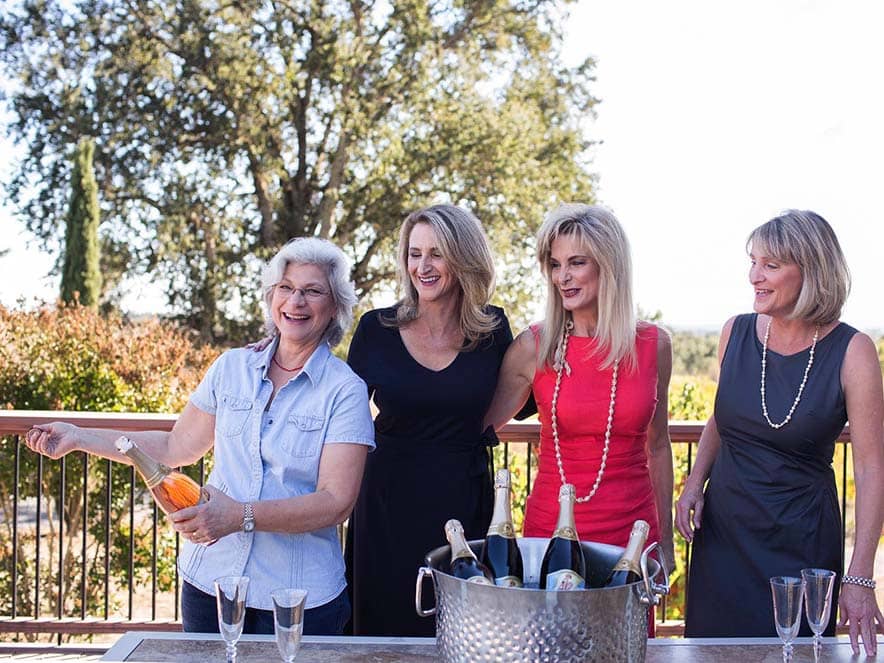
[100,632,881,662]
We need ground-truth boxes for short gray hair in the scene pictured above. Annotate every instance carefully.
[260,237,357,348]
[747,210,850,326]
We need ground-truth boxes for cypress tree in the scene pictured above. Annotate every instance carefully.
[60,137,102,307]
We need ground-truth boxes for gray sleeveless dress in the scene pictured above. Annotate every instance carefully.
[685,313,856,637]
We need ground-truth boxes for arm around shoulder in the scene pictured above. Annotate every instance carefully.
[484,328,537,430]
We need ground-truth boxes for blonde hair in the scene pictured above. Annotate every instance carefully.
[536,204,637,370]
[385,204,498,349]
[747,210,850,326]
[261,237,357,348]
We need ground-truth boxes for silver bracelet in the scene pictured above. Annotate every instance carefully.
[841,574,876,589]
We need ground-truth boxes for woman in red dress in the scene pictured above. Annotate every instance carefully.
[485,203,675,587]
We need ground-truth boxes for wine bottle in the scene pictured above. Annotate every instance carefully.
[115,436,205,514]
[445,519,494,585]
[604,519,650,587]
[539,484,586,590]
[480,468,524,587]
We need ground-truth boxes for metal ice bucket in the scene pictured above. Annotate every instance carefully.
[415,537,669,663]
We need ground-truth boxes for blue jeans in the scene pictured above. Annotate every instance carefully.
[181,581,351,635]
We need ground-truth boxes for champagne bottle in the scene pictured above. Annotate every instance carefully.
[539,484,586,590]
[115,436,205,514]
[480,469,524,587]
[445,519,494,585]
[604,519,650,587]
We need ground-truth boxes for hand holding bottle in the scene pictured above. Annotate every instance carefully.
[169,485,241,546]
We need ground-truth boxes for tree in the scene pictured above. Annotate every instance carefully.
[1,0,596,341]
[60,137,102,307]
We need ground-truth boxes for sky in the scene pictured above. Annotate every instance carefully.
[1,0,882,332]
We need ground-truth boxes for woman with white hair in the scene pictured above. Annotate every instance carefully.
[485,204,675,616]
[25,237,375,635]
[676,211,884,655]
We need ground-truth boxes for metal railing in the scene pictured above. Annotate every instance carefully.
[0,411,854,640]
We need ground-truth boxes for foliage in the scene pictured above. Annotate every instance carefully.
[60,137,102,308]
[0,303,218,640]
[1,0,597,342]
[670,331,719,381]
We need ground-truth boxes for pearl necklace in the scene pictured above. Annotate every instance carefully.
[551,320,619,504]
[760,317,819,429]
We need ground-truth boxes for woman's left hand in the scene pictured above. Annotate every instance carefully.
[168,485,241,546]
[837,583,884,656]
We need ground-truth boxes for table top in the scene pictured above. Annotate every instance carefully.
[101,632,881,662]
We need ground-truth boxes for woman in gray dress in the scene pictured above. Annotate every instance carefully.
[675,210,883,656]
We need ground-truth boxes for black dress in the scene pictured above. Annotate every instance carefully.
[685,313,856,637]
[346,305,512,636]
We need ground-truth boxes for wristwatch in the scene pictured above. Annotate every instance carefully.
[242,502,255,533]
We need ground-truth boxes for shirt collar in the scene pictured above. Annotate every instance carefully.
[249,336,330,387]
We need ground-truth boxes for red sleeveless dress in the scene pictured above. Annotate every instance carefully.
[524,323,661,549]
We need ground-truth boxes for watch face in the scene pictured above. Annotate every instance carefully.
[244,519,255,532]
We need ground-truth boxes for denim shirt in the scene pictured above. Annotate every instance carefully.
[179,339,375,610]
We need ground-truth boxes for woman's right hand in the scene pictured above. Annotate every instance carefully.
[246,336,274,352]
[24,423,83,459]
[675,482,705,542]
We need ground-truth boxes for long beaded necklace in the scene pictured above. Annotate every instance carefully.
[551,319,619,504]
[760,317,819,429]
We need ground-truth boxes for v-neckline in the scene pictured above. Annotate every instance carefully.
[397,329,462,374]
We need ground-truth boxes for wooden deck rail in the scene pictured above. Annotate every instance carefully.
[0,411,853,639]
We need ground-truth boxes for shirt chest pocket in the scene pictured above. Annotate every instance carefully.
[285,413,325,458]
[217,394,253,437]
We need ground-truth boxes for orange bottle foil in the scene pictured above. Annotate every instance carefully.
[114,436,206,514]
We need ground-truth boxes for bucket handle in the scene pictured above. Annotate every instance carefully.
[639,542,670,606]
[415,566,437,617]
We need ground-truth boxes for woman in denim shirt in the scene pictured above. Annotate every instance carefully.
[26,237,375,635]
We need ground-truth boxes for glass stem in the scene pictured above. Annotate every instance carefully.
[226,642,237,663]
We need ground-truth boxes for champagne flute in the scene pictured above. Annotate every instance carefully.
[801,568,836,660]
[214,575,249,663]
[271,588,308,662]
[770,576,804,663]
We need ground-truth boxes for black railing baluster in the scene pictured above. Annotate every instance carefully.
[12,437,21,619]
[35,454,43,620]
[81,452,88,621]
[104,459,111,620]
[57,455,66,646]
[151,503,158,620]
[128,466,135,620]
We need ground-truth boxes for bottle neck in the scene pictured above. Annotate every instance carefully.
[487,481,515,538]
[612,521,649,573]
[122,443,171,488]
[552,491,578,542]
[446,520,477,562]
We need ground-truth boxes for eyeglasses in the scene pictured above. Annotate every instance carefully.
[274,283,330,301]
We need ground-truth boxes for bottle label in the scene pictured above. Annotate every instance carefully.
[486,522,516,538]
[551,526,579,542]
[546,569,585,591]
[495,575,523,588]
[466,575,494,585]
[611,559,641,575]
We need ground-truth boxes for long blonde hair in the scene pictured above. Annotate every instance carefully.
[536,204,637,370]
[384,204,499,349]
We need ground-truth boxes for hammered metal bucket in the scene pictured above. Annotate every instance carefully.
[415,537,668,663]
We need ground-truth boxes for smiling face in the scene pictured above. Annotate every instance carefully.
[749,244,803,318]
[407,222,458,305]
[549,233,601,316]
[270,262,335,349]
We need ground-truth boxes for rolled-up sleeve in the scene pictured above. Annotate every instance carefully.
[325,377,375,450]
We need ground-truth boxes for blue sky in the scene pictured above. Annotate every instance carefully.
[2,0,882,332]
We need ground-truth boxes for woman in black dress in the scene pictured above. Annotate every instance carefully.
[675,210,884,656]
[346,204,514,636]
